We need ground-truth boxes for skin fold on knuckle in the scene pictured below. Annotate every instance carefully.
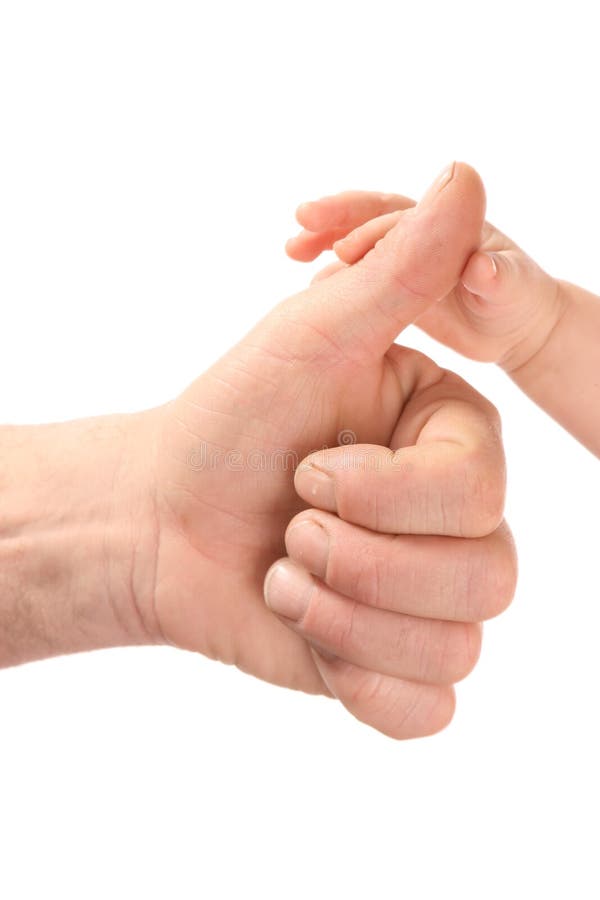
[344,665,456,739]
[348,667,388,711]
[459,446,506,537]
[337,478,378,532]
[369,224,441,303]
[307,592,360,656]
[352,547,387,608]
[422,685,457,737]
[456,534,507,621]
[324,533,379,606]
[482,524,518,619]
[429,621,482,684]
[381,681,456,740]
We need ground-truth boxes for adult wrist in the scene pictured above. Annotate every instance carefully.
[0,411,162,667]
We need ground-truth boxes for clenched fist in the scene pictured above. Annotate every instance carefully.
[0,163,516,739]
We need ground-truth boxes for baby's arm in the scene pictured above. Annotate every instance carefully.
[286,185,600,457]
[507,279,600,456]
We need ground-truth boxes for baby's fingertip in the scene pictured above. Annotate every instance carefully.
[296,200,312,215]
[285,233,316,261]
[296,196,341,231]
[285,235,300,258]
[332,235,356,263]
[332,242,348,263]
[461,250,498,296]
[296,200,320,227]
[286,233,325,263]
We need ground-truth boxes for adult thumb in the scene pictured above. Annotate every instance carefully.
[258,162,486,362]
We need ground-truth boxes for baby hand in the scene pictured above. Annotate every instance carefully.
[287,178,565,372]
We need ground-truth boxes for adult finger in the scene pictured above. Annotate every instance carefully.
[294,355,505,537]
[254,162,486,362]
[310,651,456,740]
[264,558,482,684]
[285,511,517,622]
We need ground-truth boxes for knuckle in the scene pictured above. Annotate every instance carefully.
[319,597,360,655]
[483,526,518,618]
[460,447,506,537]
[458,527,518,621]
[352,546,384,608]
[350,669,413,735]
[481,398,502,435]
[433,622,482,684]
[349,668,388,710]
[389,685,456,740]
[425,686,457,736]
[388,260,432,303]
[452,550,490,622]
[348,670,456,740]
[365,227,431,302]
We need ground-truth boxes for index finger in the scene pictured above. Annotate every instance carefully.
[294,349,505,538]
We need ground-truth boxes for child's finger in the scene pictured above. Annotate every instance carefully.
[461,248,555,314]
[461,249,501,298]
[296,190,415,233]
[333,210,403,264]
[285,227,349,262]
[269,162,485,361]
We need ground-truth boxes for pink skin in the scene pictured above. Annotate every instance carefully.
[0,163,517,740]
[286,189,561,369]
[287,183,600,458]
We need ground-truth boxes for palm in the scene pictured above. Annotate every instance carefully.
[152,332,402,694]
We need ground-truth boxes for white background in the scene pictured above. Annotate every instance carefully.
[1,1,599,897]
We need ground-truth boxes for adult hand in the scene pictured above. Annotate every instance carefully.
[0,163,516,739]
[149,162,515,737]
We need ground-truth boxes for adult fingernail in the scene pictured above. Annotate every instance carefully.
[264,560,315,622]
[435,161,456,192]
[419,161,456,208]
[294,463,337,512]
[286,518,329,578]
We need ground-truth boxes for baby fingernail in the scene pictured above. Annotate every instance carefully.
[264,560,314,622]
[286,518,329,578]
[295,463,337,511]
